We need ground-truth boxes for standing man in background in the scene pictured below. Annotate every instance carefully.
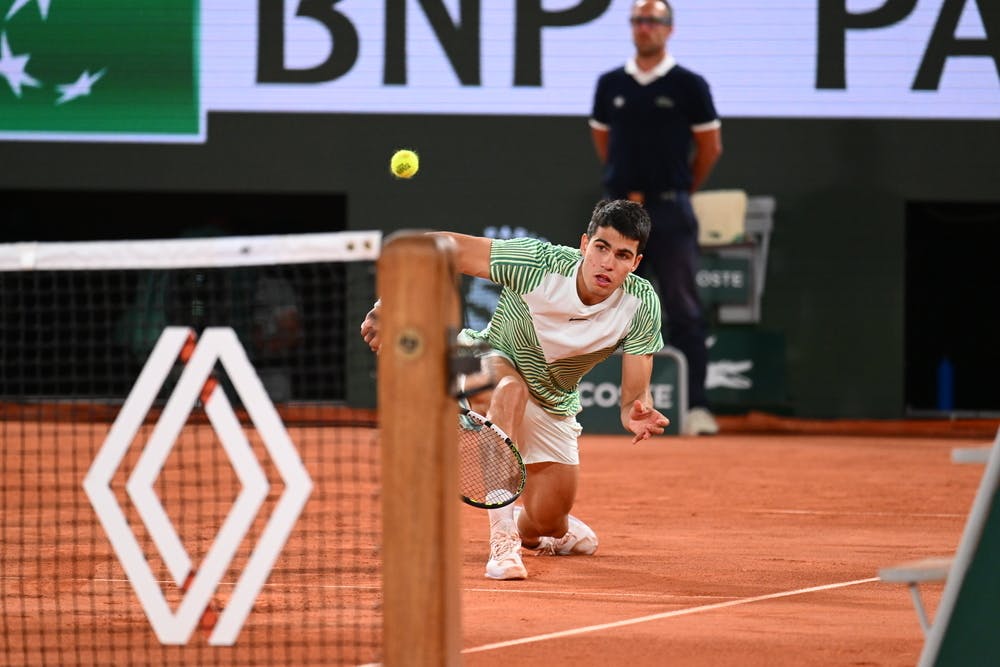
[589,0,723,435]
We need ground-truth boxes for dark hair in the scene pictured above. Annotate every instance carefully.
[586,199,651,253]
[632,0,673,25]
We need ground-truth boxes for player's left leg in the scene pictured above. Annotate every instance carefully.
[517,463,598,556]
[518,461,576,545]
[515,401,598,555]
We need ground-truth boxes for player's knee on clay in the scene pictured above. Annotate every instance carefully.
[520,502,569,539]
[532,513,569,539]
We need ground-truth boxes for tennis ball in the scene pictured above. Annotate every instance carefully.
[390,149,419,179]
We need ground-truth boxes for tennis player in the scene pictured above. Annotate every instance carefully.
[361,199,669,580]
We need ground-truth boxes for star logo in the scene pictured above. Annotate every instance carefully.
[0,32,40,96]
[0,0,201,139]
[1,0,104,105]
[55,67,105,104]
[6,0,51,21]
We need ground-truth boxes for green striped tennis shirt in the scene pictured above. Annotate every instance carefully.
[463,237,664,416]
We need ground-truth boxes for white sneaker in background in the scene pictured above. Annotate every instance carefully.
[683,407,719,436]
[484,521,527,580]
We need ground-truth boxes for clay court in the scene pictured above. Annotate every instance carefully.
[3,413,995,666]
[457,429,988,666]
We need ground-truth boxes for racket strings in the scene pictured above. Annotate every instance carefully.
[457,414,524,508]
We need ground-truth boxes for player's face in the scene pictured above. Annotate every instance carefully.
[630,1,673,57]
[577,228,642,305]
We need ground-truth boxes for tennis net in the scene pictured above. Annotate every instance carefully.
[0,231,390,666]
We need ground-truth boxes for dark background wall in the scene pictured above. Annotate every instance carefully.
[1,113,997,418]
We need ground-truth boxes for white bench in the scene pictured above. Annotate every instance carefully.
[878,430,1000,666]
[878,556,953,635]
[879,443,993,633]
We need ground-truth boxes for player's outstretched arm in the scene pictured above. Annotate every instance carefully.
[620,353,670,443]
[429,232,492,279]
[361,231,491,353]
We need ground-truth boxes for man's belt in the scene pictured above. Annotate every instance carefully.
[624,190,689,205]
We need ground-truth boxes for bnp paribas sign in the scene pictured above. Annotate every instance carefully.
[1,1,997,143]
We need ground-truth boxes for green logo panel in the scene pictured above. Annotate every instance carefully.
[0,0,199,136]
[577,350,685,437]
[697,255,752,305]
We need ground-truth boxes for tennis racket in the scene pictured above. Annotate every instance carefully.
[457,407,526,509]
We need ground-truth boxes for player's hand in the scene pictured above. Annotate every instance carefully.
[360,301,381,353]
[627,400,669,443]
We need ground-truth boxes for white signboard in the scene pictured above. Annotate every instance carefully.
[0,0,996,143]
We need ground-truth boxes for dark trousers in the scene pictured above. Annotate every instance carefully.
[634,193,709,409]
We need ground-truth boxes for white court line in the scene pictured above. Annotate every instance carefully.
[465,586,731,600]
[88,577,380,591]
[88,578,728,601]
[741,509,965,519]
[462,577,879,655]
[88,574,882,649]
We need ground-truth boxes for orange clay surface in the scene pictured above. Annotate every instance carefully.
[2,419,993,666]
[457,433,987,667]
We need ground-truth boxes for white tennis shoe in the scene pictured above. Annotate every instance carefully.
[485,521,527,580]
[683,407,719,436]
[515,507,599,556]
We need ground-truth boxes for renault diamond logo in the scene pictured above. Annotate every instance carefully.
[83,326,313,646]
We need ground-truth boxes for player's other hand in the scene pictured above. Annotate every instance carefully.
[627,400,669,443]
[360,301,381,353]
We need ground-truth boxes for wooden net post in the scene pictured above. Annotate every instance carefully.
[377,231,462,667]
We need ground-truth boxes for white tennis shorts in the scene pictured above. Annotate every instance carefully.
[458,331,582,465]
[517,398,583,465]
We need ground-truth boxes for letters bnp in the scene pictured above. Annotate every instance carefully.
[257,0,610,86]
[258,1,998,91]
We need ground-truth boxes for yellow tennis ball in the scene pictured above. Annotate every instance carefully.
[390,149,419,179]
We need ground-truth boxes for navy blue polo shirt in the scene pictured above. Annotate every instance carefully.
[591,55,719,196]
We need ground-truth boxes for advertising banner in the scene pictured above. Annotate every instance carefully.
[577,348,687,436]
[1,1,996,142]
